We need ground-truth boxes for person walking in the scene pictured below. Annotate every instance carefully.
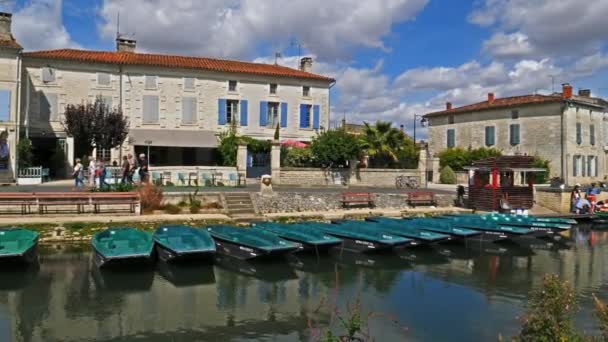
[88,157,96,187]
[127,153,137,183]
[138,153,149,183]
[73,158,84,189]
[99,161,109,189]
[121,155,130,184]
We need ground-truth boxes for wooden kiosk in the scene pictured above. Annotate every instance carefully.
[466,156,545,211]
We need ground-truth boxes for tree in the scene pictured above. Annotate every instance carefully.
[17,137,33,169]
[63,97,129,159]
[358,121,415,168]
[274,123,280,140]
[438,147,502,171]
[310,129,360,167]
[439,166,457,184]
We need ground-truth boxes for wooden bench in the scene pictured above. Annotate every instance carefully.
[407,191,437,207]
[35,192,90,214]
[89,192,140,213]
[0,192,37,214]
[341,192,375,208]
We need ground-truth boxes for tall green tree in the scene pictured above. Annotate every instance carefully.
[358,121,417,168]
[310,129,360,167]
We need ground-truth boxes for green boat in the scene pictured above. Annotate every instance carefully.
[335,220,451,244]
[252,222,342,253]
[207,225,299,260]
[154,225,216,263]
[299,221,416,253]
[437,216,533,238]
[447,214,570,236]
[91,228,155,268]
[406,218,508,242]
[366,217,482,239]
[0,228,39,264]
[485,213,577,225]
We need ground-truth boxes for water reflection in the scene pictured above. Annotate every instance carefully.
[0,227,607,341]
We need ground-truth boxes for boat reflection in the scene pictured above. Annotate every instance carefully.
[91,264,155,292]
[214,255,298,282]
[157,261,215,287]
[0,262,39,291]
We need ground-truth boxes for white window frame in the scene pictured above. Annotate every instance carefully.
[142,95,159,124]
[226,99,239,125]
[144,75,158,89]
[588,155,598,177]
[183,77,195,91]
[228,80,238,92]
[573,155,583,177]
[181,97,197,125]
[267,102,279,127]
[41,67,56,83]
[303,86,311,97]
[270,83,278,95]
[97,72,111,87]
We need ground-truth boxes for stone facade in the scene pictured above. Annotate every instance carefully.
[426,91,608,186]
[277,167,422,187]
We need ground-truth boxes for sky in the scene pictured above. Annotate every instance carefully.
[2,0,608,138]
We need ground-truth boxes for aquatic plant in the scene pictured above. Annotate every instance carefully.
[594,294,608,340]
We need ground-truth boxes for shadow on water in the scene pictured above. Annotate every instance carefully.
[91,261,155,292]
[214,255,298,282]
[157,261,215,287]
[0,262,39,291]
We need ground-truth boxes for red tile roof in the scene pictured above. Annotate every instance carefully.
[22,49,334,82]
[0,37,22,50]
[424,94,563,117]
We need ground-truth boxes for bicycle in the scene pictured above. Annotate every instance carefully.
[395,175,419,189]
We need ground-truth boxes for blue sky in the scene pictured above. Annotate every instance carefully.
[4,0,608,137]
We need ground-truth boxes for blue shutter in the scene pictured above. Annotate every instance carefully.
[299,104,307,128]
[240,100,248,126]
[312,105,320,129]
[259,101,268,127]
[576,123,582,144]
[510,124,520,145]
[0,90,10,122]
[280,102,288,128]
[590,124,595,145]
[447,129,455,148]
[218,99,226,125]
[485,126,495,146]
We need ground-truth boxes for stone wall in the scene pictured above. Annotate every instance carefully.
[535,187,608,213]
[251,192,455,214]
[278,167,421,187]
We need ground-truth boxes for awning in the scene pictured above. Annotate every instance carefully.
[129,129,217,148]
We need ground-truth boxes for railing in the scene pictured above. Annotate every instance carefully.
[18,167,50,179]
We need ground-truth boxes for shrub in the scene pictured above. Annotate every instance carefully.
[189,205,201,214]
[438,147,502,171]
[532,156,551,184]
[17,137,33,169]
[177,200,188,207]
[439,165,457,184]
[163,203,181,215]
[594,295,608,340]
[310,129,361,168]
[517,274,581,341]
[283,147,315,167]
[137,183,163,213]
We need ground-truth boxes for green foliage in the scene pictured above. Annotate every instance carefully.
[310,129,361,167]
[243,137,271,154]
[282,147,315,167]
[188,189,202,214]
[438,147,502,171]
[162,203,182,215]
[359,121,418,168]
[17,137,33,169]
[439,165,457,184]
[89,182,134,192]
[217,123,271,166]
[594,295,608,341]
[517,274,582,342]
[320,298,366,342]
[274,123,280,140]
[532,156,551,184]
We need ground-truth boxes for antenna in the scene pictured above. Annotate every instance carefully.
[548,75,555,94]
[274,51,281,65]
[116,11,120,38]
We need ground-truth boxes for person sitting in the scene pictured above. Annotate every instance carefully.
[499,194,512,213]
[571,184,582,213]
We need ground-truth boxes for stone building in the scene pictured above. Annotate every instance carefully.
[424,84,608,185]
[0,12,335,181]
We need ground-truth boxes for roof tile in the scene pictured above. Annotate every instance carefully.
[424,94,563,117]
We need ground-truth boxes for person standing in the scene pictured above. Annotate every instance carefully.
[88,157,96,187]
[138,153,149,183]
[73,158,84,189]
[99,161,109,189]
[121,155,130,184]
[127,153,137,183]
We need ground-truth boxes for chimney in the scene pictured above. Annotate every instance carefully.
[562,83,573,99]
[487,93,495,103]
[299,57,313,73]
[578,89,591,97]
[116,35,136,53]
[446,102,452,110]
[0,12,13,41]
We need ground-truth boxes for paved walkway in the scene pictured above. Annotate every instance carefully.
[0,213,232,225]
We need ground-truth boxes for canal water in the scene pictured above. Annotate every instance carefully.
[1,226,608,341]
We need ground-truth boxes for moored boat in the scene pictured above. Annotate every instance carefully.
[366,217,483,241]
[335,220,451,244]
[299,221,416,253]
[251,222,342,253]
[91,228,155,268]
[207,225,299,260]
[437,216,533,239]
[153,225,216,263]
[0,228,39,265]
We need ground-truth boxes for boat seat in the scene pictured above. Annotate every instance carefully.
[0,241,19,251]
[110,240,130,250]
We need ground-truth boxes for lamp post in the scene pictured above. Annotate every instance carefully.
[413,114,427,144]
[144,140,152,166]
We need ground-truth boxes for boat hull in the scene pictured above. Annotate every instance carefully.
[325,233,416,253]
[93,248,154,269]
[154,243,215,263]
[0,241,38,265]
[212,238,296,260]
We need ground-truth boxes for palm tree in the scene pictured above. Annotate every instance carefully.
[359,121,410,167]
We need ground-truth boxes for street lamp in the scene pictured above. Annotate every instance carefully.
[144,140,152,166]
[413,114,427,144]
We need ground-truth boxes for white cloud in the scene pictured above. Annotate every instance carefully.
[470,0,608,59]
[98,0,428,61]
[574,53,608,78]
[8,0,79,50]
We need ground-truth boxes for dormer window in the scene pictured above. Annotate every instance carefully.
[303,86,310,97]
[511,110,519,119]
[145,75,157,89]
[448,114,454,124]
[270,83,278,95]
[183,77,195,90]
[41,67,55,83]
[228,80,237,92]
[97,72,111,86]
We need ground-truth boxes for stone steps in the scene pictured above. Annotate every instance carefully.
[223,193,260,219]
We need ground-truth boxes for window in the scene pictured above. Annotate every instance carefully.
[576,122,582,144]
[448,115,454,124]
[269,83,278,95]
[303,86,310,97]
[447,128,455,148]
[228,80,237,92]
[97,72,111,86]
[99,95,112,108]
[182,97,197,124]
[511,110,519,119]
[144,75,157,89]
[142,95,159,124]
[41,67,55,83]
[300,104,312,128]
[226,99,239,124]
[267,102,279,127]
[40,92,58,121]
[0,90,10,122]
[588,155,598,177]
[590,124,595,146]
[183,77,195,90]
[573,155,583,177]
[485,126,495,146]
[510,124,520,145]
[96,148,111,163]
